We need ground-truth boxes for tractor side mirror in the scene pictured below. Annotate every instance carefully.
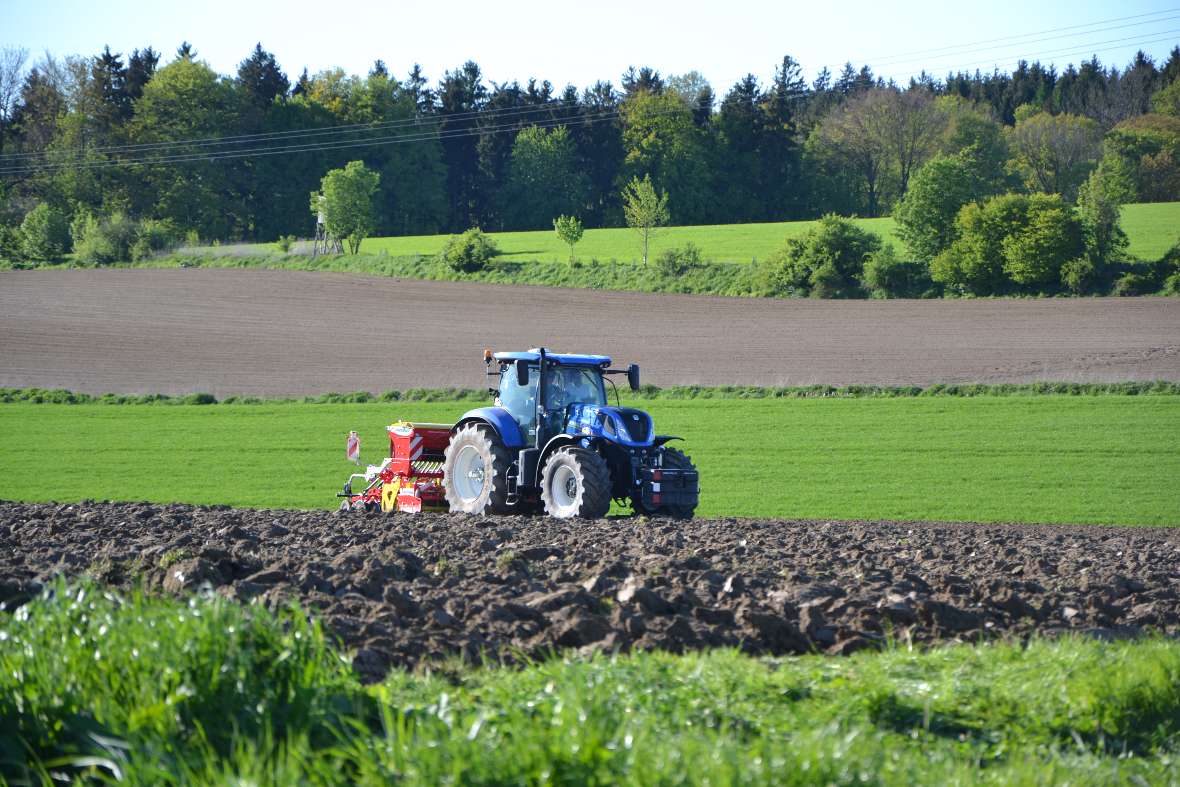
[516,359,530,386]
[627,364,640,392]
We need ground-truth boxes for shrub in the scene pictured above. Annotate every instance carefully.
[931,193,1083,296]
[72,211,138,265]
[130,219,179,262]
[894,155,984,262]
[0,225,22,263]
[862,244,933,298]
[807,261,845,299]
[440,227,499,273]
[1000,202,1084,287]
[760,214,880,298]
[654,242,704,277]
[19,204,71,261]
[1163,271,1180,295]
[275,234,296,253]
[1113,271,1156,296]
[1060,258,1098,295]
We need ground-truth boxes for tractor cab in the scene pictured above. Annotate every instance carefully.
[491,350,614,446]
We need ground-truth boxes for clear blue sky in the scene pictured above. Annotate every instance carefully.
[3,0,1179,92]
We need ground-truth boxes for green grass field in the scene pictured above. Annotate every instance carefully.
[359,216,904,264]
[3,396,1178,525]
[3,582,1178,784]
[350,201,1180,264]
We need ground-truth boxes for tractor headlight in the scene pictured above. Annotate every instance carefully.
[600,412,631,441]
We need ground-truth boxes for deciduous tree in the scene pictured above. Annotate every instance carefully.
[19,203,70,260]
[621,174,668,265]
[895,154,990,262]
[1006,108,1102,201]
[620,91,711,224]
[500,126,589,230]
[931,193,1083,295]
[553,214,584,263]
[0,46,28,154]
[311,160,380,254]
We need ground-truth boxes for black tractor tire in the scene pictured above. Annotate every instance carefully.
[443,423,516,515]
[633,447,697,519]
[540,446,612,519]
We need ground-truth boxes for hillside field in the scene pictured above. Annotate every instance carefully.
[343,201,1180,264]
[2,395,1178,525]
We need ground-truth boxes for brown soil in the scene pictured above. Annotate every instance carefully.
[3,501,1177,681]
[1,269,1178,396]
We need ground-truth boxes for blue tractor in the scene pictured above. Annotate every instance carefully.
[443,348,699,518]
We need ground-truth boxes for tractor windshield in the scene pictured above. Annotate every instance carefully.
[544,365,606,409]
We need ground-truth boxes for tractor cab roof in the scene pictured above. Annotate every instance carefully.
[493,349,611,367]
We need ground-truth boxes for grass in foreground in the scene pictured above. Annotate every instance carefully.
[1,395,1178,525]
[2,582,1178,785]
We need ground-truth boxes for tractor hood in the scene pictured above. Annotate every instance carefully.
[563,403,654,447]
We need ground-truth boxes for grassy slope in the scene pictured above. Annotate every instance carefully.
[3,584,1178,784]
[353,201,1179,263]
[2,396,1178,525]
[359,216,903,263]
[1119,201,1180,260]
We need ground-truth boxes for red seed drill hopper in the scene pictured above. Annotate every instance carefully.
[338,422,451,513]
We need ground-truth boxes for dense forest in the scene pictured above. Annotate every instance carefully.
[0,41,1179,245]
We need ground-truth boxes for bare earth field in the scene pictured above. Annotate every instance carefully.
[2,268,1179,395]
[3,501,1177,680]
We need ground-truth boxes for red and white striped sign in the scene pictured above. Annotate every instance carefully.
[346,431,360,464]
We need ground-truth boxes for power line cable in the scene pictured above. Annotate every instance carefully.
[3,25,1176,175]
[8,10,1175,163]
[868,15,1180,69]
[856,7,1180,65]
[0,100,588,161]
[888,31,1180,84]
[0,104,648,175]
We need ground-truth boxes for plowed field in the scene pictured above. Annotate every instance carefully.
[5,501,1177,680]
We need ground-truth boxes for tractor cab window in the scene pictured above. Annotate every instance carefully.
[544,366,606,410]
[498,363,539,438]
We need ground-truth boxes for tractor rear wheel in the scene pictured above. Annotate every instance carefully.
[444,423,515,515]
[540,446,612,519]
[633,447,697,519]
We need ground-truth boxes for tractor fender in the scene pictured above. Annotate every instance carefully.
[533,434,590,486]
[653,435,683,446]
[454,407,526,450]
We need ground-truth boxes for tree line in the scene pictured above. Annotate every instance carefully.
[0,42,1178,250]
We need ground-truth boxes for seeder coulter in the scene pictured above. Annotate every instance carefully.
[338,347,699,519]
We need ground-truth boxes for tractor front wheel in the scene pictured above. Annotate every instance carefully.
[540,447,612,519]
[443,423,515,515]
